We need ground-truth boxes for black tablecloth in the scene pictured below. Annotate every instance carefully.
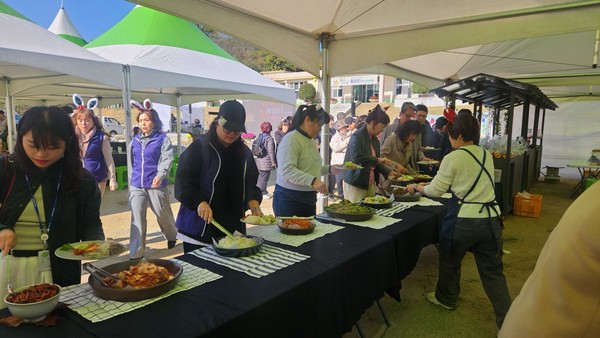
[1,228,398,338]
[0,201,447,338]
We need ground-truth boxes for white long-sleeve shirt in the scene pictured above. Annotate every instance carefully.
[424,145,499,218]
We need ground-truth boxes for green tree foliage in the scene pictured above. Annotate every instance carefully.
[298,83,317,103]
[412,83,429,94]
[197,24,301,72]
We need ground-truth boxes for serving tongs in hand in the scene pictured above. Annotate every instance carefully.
[83,262,120,288]
[211,219,235,239]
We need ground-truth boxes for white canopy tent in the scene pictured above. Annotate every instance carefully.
[130,0,600,97]
[48,4,87,46]
[0,1,126,151]
[131,0,600,207]
[83,5,295,152]
[2,2,294,157]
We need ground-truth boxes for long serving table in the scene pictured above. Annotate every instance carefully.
[0,200,447,338]
[566,159,600,198]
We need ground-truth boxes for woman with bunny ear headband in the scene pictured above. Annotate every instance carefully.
[71,94,117,196]
[128,99,178,258]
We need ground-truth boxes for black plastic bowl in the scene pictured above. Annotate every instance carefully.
[213,235,264,257]
[277,218,316,235]
[87,259,183,302]
[326,209,374,221]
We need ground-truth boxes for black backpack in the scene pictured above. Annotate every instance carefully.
[252,134,266,158]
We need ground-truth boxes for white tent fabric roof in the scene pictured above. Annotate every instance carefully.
[0,10,123,94]
[131,0,600,98]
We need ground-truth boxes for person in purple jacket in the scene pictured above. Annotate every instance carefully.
[71,95,117,196]
[128,99,178,259]
[174,100,263,253]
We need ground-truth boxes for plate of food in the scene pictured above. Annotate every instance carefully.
[240,214,277,225]
[391,187,421,202]
[277,217,316,235]
[324,200,375,221]
[55,240,128,260]
[422,146,441,151]
[87,259,182,302]
[412,173,433,182]
[361,195,393,209]
[332,161,363,170]
[417,160,440,165]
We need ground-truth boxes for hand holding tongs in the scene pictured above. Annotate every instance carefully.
[83,262,120,288]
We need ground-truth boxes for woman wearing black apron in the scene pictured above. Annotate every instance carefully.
[406,113,511,329]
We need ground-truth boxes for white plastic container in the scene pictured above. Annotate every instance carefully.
[494,169,502,183]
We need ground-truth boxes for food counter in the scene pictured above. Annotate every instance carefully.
[1,199,447,338]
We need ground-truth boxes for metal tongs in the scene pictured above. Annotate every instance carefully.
[83,262,120,288]
[211,219,235,239]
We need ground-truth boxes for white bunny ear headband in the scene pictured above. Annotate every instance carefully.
[130,99,153,112]
[72,94,98,111]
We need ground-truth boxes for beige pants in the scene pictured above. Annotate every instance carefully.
[0,254,53,309]
[343,182,375,203]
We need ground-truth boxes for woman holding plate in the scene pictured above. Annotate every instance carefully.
[0,106,104,309]
[342,105,396,203]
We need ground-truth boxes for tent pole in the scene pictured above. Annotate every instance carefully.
[121,65,132,174]
[4,77,15,153]
[176,94,182,156]
[318,33,332,212]
[97,97,103,121]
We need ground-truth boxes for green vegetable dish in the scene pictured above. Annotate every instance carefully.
[325,200,374,214]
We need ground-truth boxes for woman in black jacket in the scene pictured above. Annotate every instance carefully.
[174,101,263,253]
[342,105,395,202]
[0,106,103,309]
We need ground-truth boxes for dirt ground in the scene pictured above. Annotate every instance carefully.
[92,172,580,337]
[342,175,579,338]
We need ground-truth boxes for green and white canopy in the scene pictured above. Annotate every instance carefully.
[85,5,294,105]
[48,5,87,46]
[0,0,125,149]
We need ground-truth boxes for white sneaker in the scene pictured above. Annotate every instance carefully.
[263,194,272,200]
[426,292,456,310]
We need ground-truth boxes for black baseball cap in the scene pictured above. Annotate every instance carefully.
[218,100,246,132]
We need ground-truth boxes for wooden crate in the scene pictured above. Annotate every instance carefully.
[513,193,542,217]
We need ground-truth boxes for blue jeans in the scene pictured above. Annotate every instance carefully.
[435,217,511,328]
[272,184,316,217]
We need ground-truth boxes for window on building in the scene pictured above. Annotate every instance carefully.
[395,78,403,95]
[331,86,342,98]
[286,81,306,93]
[353,84,379,102]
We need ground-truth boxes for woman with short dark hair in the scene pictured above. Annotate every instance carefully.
[342,105,396,202]
[405,113,510,328]
[381,120,423,173]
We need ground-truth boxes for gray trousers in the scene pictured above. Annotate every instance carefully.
[435,217,511,328]
[128,185,178,259]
